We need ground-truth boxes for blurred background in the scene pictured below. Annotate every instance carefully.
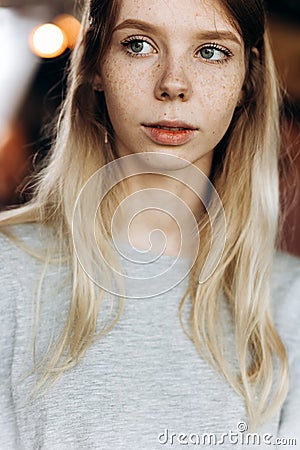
[0,0,299,256]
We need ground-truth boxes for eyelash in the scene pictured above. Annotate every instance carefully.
[120,36,233,64]
[121,35,156,58]
[198,42,233,64]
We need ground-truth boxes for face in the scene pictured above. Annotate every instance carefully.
[95,0,246,172]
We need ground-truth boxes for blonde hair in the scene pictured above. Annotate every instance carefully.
[0,0,288,429]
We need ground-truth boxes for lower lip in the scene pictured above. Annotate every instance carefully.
[142,126,196,146]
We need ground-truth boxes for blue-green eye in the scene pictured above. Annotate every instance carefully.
[198,45,232,62]
[121,38,156,56]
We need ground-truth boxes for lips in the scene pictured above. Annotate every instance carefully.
[142,121,198,146]
[153,125,188,131]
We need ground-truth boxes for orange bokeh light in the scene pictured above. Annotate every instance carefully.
[29,23,67,59]
[54,14,81,49]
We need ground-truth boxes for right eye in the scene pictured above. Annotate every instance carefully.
[121,37,157,57]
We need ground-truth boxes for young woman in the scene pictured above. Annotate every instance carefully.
[1,0,299,448]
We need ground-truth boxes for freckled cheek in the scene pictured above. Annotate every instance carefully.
[206,102,237,136]
[196,82,241,139]
[102,72,153,119]
[199,87,238,117]
[103,78,142,126]
[198,73,243,114]
[103,58,152,90]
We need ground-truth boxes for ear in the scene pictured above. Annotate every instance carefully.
[251,46,259,59]
[93,73,104,92]
[236,88,245,107]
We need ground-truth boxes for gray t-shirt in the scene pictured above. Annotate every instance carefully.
[0,223,299,449]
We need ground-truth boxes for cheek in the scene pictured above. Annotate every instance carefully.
[102,80,131,125]
[205,102,235,142]
[195,74,243,145]
[200,71,243,122]
[102,56,150,105]
[102,73,149,127]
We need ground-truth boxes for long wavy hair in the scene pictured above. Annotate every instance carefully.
[0,0,288,429]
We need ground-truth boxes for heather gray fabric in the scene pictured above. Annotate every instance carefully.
[0,224,299,450]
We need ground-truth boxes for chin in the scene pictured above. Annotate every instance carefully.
[136,149,195,172]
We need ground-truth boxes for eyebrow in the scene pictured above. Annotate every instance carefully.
[113,19,242,45]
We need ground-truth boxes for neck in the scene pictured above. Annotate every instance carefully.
[113,152,213,257]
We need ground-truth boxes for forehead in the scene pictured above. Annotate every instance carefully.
[117,0,239,37]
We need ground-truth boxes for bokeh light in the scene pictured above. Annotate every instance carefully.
[29,23,67,58]
[54,14,81,49]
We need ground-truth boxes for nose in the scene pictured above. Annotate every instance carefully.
[154,57,192,102]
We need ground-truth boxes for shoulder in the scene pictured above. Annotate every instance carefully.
[1,223,44,270]
[0,223,46,298]
[0,222,71,337]
[271,251,300,342]
[0,222,65,291]
[0,223,52,371]
[0,222,53,252]
[0,222,60,263]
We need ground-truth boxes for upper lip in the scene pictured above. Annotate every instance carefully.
[142,120,198,130]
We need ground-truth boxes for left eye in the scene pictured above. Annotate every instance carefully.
[198,46,229,61]
[122,39,155,55]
